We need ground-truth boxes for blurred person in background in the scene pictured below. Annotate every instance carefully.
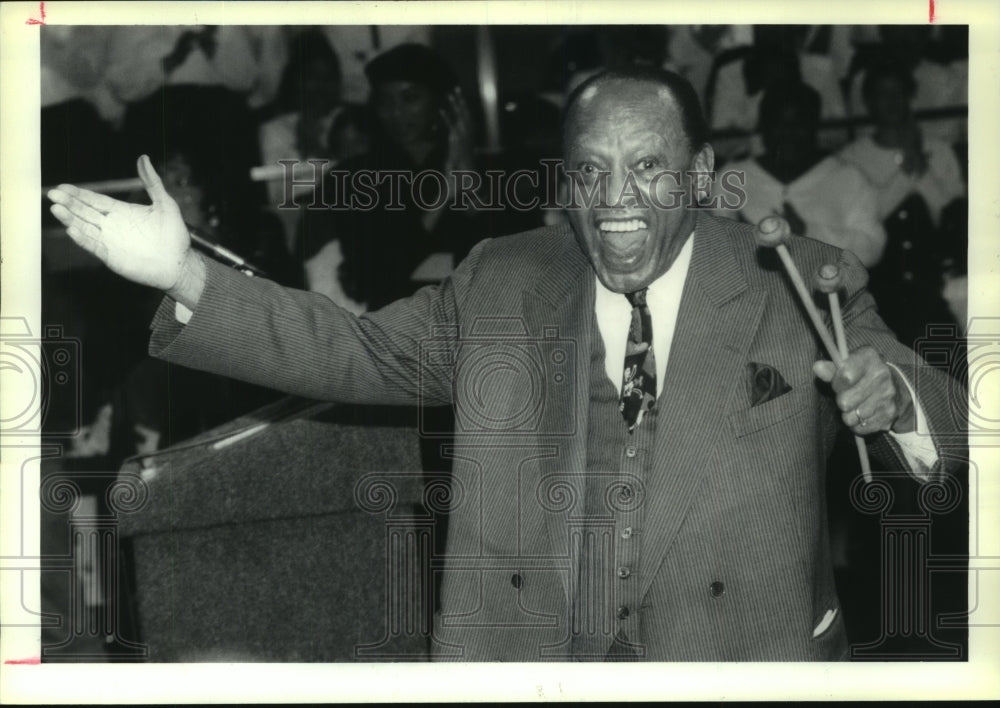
[259,29,346,244]
[707,26,848,162]
[714,82,885,269]
[40,26,120,190]
[104,25,287,116]
[664,25,754,106]
[296,105,373,311]
[117,26,283,238]
[110,147,297,461]
[846,25,967,147]
[321,25,433,104]
[326,103,373,165]
[839,60,966,347]
[152,148,303,289]
[298,43,484,312]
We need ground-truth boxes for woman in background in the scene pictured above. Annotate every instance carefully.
[714,82,885,269]
[258,29,345,246]
[299,43,483,311]
[839,59,966,346]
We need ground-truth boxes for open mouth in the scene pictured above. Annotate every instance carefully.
[595,218,650,268]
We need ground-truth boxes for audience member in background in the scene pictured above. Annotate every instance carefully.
[104,26,287,115]
[40,26,120,189]
[299,105,374,313]
[708,26,847,161]
[153,148,303,289]
[298,43,484,312]
[118,27,281,231]
[98,148,294,462]
[321,26,434,104]
[839,61,966,347]
[714,82,885,269]
[259,29,345,239]
[847,25,967,147]
[664,25,754,107]
[326,103,373,164]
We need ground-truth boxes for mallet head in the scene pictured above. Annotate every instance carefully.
[753,215,792,249]
[815,263,843,294]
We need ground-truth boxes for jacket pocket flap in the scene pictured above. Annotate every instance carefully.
[729,384,813,438]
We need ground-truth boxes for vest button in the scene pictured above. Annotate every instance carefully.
[619,485,634,501]
[511,573,523,589]
[617,566,631,579]
[621,526,633,539]
[625,446,637,458]
[710,581,725,598]
[616,605,630,620]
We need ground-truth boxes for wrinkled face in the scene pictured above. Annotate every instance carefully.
[564,80,713,293]
[373,80,438,146]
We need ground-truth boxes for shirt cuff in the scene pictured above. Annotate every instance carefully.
[174,301,193,324]
[886,362,938,478]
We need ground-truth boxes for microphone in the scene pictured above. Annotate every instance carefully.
[185,223,268,278]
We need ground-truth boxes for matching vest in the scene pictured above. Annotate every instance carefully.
[571,316,660,659]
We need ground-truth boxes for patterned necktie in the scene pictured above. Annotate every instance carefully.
[620,289,657,432]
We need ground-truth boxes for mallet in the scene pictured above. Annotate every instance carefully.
[816,263,873,483]
[754,220,839,361]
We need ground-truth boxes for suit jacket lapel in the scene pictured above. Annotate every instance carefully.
[638,214,767,600]
[522,231,594,604]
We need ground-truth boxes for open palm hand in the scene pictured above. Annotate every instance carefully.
[48,155,191,291]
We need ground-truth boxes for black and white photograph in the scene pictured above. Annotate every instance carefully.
[1,0,997,702]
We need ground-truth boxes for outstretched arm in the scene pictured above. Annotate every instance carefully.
[48,155,467,407]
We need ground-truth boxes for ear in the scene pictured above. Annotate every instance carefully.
[692,143,715,203]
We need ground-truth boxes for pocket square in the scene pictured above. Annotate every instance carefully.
[746,362,792,407]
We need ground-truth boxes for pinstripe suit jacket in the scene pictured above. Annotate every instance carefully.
[150,212,964,661]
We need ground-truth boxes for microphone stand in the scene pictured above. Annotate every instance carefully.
[185,222,268,278]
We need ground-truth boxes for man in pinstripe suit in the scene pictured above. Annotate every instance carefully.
[49,66,963,660]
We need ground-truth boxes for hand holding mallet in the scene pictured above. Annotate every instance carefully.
[815,263,873,483]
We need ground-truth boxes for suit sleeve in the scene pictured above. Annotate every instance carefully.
[834,248,967,480]
[148,239,491,406]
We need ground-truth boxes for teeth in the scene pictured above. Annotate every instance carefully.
[598,219,647,233]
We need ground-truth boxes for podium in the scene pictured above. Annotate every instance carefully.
[116,397,439,661]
